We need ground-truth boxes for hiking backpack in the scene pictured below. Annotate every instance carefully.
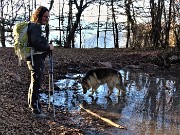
[13,22,32,65]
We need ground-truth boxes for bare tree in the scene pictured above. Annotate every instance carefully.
[64,0,96,48]
[0,0,5,47]
[1,0,32,47]
[104,5,109,48]
[1,0,179,50]
[124,0,136,48]
[164,0,173,48]
[111,0,119,48]
[46,0,54,41]
[174,1,180,51]
[97,0,101,48]
[150,0,164,49]
[0,0,54,47]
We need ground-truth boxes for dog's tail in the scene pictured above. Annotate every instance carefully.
[117,72,126,92]
[117,72,123,82]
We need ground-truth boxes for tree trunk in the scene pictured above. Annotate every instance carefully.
[111,0,119,48]
[150,0,163,49]
[65,0,92,48]
[79,25,82,48]
[65,11,82,48]
[125,0,133,48]
[0,21,6,47]
[64,0,73,48]
[0,0,5,47]
[97,0,101,48]
[104,6,108,48]
[165,0,173,49]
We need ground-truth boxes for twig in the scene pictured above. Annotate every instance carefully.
[79,104,127,129]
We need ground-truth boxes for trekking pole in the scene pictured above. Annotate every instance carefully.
[48,50,55,117]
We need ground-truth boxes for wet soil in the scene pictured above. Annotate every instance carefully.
[0,47,179,134]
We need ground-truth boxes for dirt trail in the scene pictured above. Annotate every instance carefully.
[0,48,179,134]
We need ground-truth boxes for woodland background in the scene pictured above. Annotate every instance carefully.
[0,1,180,134]
[0,0,179,50]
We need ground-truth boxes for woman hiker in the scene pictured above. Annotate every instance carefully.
[27,6,54,118]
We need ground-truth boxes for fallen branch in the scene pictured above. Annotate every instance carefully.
[79,104,127,129]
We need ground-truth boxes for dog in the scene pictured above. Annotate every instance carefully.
[81,67,126,97]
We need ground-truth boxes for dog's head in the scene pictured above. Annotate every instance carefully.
[81,78,90,94]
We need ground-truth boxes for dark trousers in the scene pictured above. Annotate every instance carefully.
[27,54,46,114]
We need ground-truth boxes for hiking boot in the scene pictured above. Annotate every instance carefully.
[32,112,47,118]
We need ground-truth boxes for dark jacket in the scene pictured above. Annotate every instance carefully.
[28,22,50,52]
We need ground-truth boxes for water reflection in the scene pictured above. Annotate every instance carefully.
[120,70,179,135]
[40,70,180,135]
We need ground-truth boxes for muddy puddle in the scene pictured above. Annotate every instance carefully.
[40,70,180,135]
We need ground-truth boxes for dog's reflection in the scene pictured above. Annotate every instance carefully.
[82,95,126,120]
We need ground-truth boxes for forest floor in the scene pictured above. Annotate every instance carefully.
[0,47,179,135]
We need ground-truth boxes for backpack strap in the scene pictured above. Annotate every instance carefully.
[27,22,31,47]
[27,22,34,66]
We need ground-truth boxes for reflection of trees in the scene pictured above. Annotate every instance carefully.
[123,71,148,91]
[124,70,178,115]
[143,78,158,116]
[141,77,179,134]
[123,70,179,134]
[172,75,180,113]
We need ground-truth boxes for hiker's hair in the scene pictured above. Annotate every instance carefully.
[30,6,49,24]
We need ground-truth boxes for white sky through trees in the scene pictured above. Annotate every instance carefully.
[2,0,179,47]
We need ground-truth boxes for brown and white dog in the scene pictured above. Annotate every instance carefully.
[81,68,126,97]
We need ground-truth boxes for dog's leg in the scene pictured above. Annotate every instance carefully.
[89,85,99,96]
[116,85,121,96]
[116,84,126,96]
[105,88,113,98]
[106,84,114,97]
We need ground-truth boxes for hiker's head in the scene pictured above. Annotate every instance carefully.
[31,6,49,25]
